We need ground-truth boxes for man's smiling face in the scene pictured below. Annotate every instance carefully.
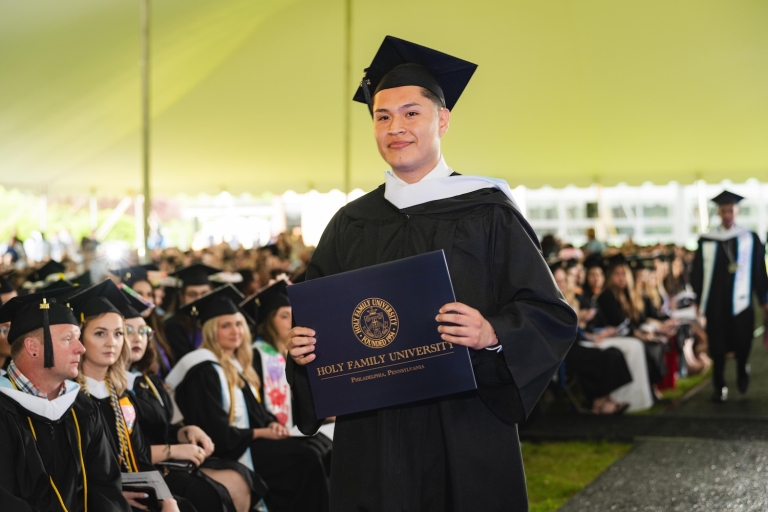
[372,85,450,182]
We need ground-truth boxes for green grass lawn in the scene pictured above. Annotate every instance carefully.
[523,441,632,512]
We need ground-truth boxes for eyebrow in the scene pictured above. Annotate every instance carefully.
[374,102,424,114]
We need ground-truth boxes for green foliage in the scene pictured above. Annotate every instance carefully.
[0,187,137,244]
[523,441,631,512]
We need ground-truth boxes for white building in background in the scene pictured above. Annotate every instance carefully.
[518,180,768,249]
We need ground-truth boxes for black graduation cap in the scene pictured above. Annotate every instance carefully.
[67,280,128,324]
[546,258,577,274]
[602,253,626,271]
[170,263,221,288]
[41,279,76,293]
[110,264,158,286]
[710,190,744,205]
[0,290,79,368]
[353,36,478,114]
[179,284,245,326]
[627,256,655,271]
[26,260,67,285]
[119,285,153,320]
[71,270,93,288]
[0,276,15,295]
[243,280,290,327]
[583,253,603,270]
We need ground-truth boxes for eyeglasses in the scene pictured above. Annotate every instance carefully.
[125,325,154,340]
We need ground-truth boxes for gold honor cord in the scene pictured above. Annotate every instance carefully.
[105,378,139,473]
[143,375,164,407]
[9,380,87,512]
[227,375,262,426]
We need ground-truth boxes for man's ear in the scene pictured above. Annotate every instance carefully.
[438,108,451,138]
[23,336,42,358]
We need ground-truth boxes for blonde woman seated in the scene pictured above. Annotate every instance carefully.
[167,285,329,512]
[68,281,184,512]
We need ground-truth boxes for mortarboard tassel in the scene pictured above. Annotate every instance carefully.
[40,298,55,368]
[361,70,372,108]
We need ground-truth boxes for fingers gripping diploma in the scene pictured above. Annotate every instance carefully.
[288,326,317,365]
[436,302,499,350]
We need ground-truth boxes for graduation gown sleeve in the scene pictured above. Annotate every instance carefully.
[174,363,254,460]
[481,205,578,419]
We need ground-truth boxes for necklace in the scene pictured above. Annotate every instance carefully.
[721,239,739,274]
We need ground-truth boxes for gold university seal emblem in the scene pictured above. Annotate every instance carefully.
[351,298,399,349]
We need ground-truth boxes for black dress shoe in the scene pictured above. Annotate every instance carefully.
[711,387,728,403]
[738,365,751,394]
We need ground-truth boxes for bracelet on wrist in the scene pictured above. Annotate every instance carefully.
[165,443,172,460]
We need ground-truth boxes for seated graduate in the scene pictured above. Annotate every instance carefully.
[166,285,330,512]
[112,265,176,377]
[67,281,184,512]
[0,291,131,511]
[241,281,332,475]
[0,318,10,372]
[550,261,632,414]
[595,254,667,399]
[124,286,264,512]
[163,263,221,363]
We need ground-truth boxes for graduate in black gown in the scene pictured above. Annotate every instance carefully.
[691,191,768,401]
[287,36,577,512]
[167,285,330,512]
[163,263,220,363]
[0,291,130,511]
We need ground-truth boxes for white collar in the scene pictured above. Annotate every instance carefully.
[385,155,454,186]
[165,348,219,390]
[701,224,750,242]
[126,371,139,392]
[383,156,520,210]
[83,376,110,399]
[0,377,80,421]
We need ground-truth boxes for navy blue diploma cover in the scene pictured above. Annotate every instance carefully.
[287,250,477,419]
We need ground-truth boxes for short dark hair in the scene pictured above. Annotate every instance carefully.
[420,87,445,111]
[10,328,43,358]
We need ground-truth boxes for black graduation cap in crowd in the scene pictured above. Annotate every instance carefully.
[171,263,221,288]
[0,276,15,295]
[627,256,655,271]
[180,284,245,326]
[353,36,478,114]
[41,279,76,293]
[119,285,154,320]
[546,258,577,274]
[71,270,93,288]
[26,260,67,285]
[110,264,158,286]
[602,253,626,271]
[239,280,290,327]
[583,253,603,270]
[710,190,744,205]
[0,290,79,368]
[67,279,128,324]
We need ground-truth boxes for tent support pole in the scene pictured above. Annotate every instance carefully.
[342,0,353,200]
[140,0,151,262]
